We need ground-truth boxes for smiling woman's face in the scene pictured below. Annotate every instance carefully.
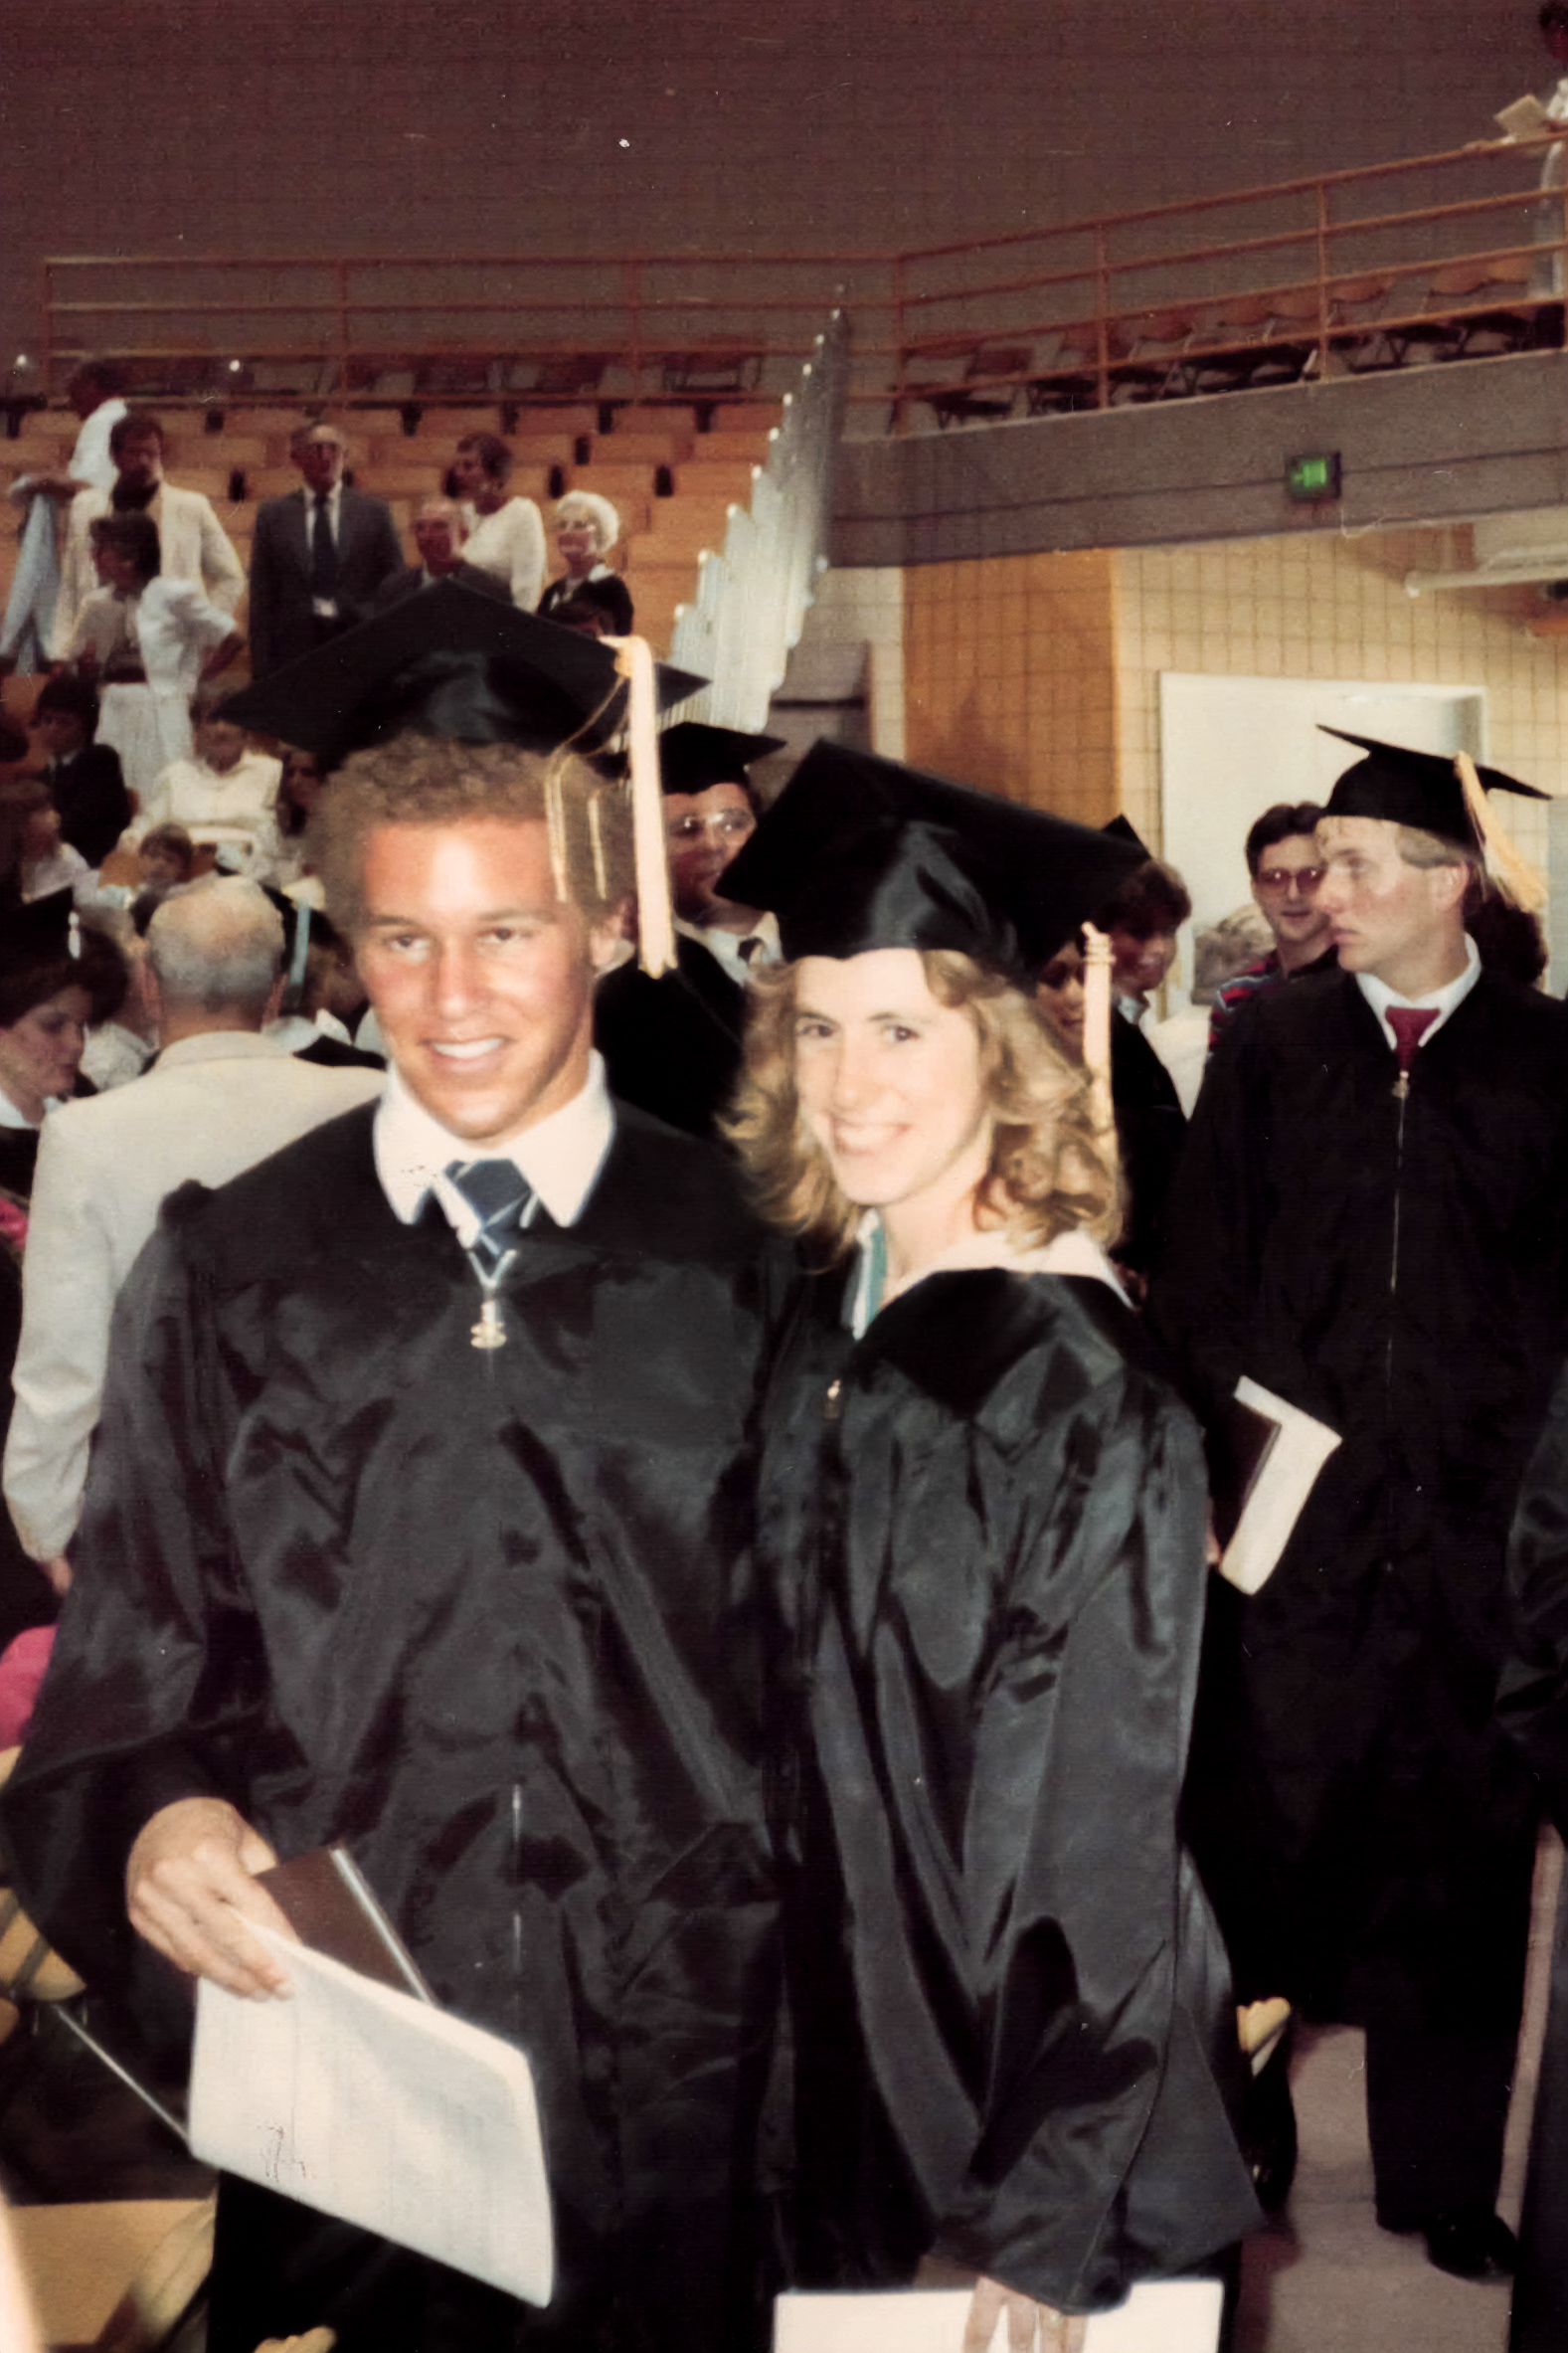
[791,948,991,1221]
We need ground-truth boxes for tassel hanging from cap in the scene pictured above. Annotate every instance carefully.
[543,757,571,906]
[1456,751,1549,915]
[609,634,676,980]
[1081,922,1116,1145]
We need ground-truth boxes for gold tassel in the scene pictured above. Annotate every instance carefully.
[543,757,570,905]
[587,789,610,905]
[1081,922,1116,1143]
[1456,752,1549,915]
[608,634,676,979]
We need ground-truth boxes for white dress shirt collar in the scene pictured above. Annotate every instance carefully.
[675,909,780,989]
[374,1052,614,1232]
[1356,934,1481,1054]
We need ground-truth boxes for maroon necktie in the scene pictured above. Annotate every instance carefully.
[1386,1005,1438,1073]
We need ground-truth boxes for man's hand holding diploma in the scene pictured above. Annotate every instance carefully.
[126,1796,295,1998]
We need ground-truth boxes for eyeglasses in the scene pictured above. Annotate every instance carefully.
[1255,865,1323,895]
[666,813,756,845]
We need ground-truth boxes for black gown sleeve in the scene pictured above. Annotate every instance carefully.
[0,1209,261,1986]
[1146,1012,1265,1424]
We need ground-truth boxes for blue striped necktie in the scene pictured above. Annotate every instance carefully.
[444,1159,533,1277]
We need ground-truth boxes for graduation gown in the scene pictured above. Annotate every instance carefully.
[1109,1012,1186,1276]
[759,1262,1259,2314]
[594,935,748,1140]
[1152,967,1568,2027]
[0,1100,780,2353]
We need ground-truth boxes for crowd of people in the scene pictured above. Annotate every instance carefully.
[4,385,1568,2353]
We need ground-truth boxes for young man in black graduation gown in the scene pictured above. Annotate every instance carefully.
[0,594,779,2353]
[1153,731,1568,2281]
[595,721,783,1138]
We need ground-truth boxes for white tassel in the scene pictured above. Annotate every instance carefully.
[1081,922,1115,1143]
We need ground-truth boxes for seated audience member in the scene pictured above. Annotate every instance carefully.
[53,407,245,656]
[67,513,244,807]
[371,498,513,611]
[595,721,784,1137]
[267,748,324,895]
[136,690,282,873]
[450,432,547,610]
[538,492,633,634]
[248,423,404,676]
[0,780,90,907]
[4,880,384,1600]
[265,907,386,1070]
[137,821,195,891]
[1149,905,1274,1115]
[0,898,126,1643]
[1209,801,1336,1046]
[28,675,131,868]
[80,909,158,1091]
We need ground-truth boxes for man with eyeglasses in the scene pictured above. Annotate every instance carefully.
[1208,801,1336,1046]
[595,721,784,1136]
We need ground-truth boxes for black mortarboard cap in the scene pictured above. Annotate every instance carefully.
[719,742,1145,982]
[656,721,786,795]
[1320,728,1548,846]
[1102,813,1153,858]
[222,581,705,770]
[0,888,75,982]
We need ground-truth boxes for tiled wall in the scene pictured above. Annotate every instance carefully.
[902,550,1119,824]
[895,529,1568,872]
[1115,529,1568,872]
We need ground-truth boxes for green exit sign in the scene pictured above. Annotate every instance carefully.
[1286,452,1341,503]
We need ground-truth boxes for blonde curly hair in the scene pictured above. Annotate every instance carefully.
[724,948,1123,1265]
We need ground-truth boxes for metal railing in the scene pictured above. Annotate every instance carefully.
[21,129,1568,428]
[669,312,848,732]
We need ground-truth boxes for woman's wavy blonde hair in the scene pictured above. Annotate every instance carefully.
[724,948,1123,1265]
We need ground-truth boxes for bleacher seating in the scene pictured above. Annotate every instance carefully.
[0,399,787,664]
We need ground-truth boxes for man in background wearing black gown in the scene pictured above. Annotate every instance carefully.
[0,602,779,2353]
[1154,732,1568,2283]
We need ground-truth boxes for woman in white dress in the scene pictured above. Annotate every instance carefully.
[65,514,243,810]
[450,432,547,611]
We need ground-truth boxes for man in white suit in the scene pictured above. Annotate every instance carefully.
[52,410,246,654]
[3,880,382,1591]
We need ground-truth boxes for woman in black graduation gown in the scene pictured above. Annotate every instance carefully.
[720,748,1259,2343]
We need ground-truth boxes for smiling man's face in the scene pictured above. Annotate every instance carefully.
[355,816,618,1145]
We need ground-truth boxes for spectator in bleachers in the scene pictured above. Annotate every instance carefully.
[136,822,195,890]
[0,780,90,907]
[370,496,513,612]
[1,361,128,673]
[268,747,325,895]
[539,490,634,633]
[451,431,548,611]
[134,687,281,874]
[247,423,404,675]
[52,409,245,655]
[66,514,244,810]
[1148,904,1275,1115]
[1208,801,1336,1047]
[28,675,131,869]
[3,879,383,1602]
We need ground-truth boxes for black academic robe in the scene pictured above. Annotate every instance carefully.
[594,936,748,1140]
[1152,968,1568,2028]
[0,1101,780,2353]
[1499,1368,1568,2348]
[1110,1011,1186,1275]
[759,1262,1259,2313]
